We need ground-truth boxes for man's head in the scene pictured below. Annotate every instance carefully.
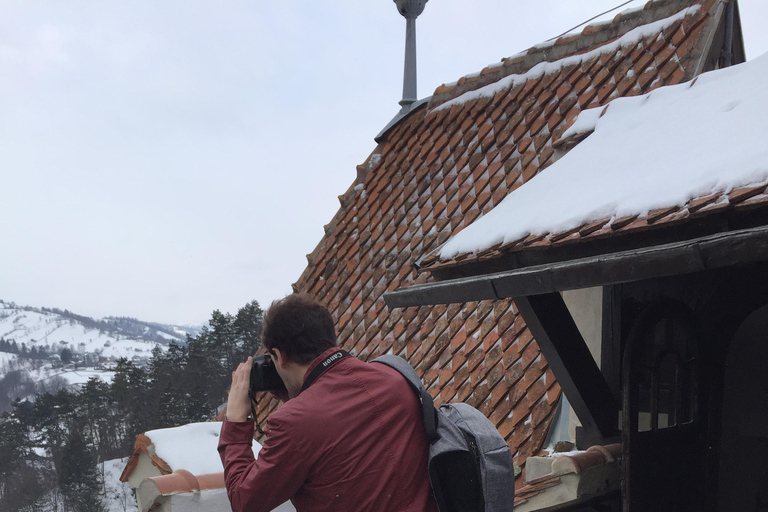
[262,294,337,365]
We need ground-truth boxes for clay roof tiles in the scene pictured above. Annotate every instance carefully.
[257,0,721,468]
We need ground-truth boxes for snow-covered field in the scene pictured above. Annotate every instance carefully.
[31,365,116,387]
[101,458,138,512]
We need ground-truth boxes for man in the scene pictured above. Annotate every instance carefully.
[218,294,438,512]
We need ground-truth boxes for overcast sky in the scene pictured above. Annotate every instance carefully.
[1,1,766,325]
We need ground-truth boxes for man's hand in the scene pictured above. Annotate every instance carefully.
[227,357,253,423]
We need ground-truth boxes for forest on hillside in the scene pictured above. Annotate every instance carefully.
[0,301,263,512]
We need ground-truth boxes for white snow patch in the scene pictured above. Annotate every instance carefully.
[549,449,587,458]
[561,106,604,139]
[0,351,18,367]
[439,50,768,259]
[101,458,138,512]
[434,6,698,112]
[559,0,649,38]
[145,422,261,476]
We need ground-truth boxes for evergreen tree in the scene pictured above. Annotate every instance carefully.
[186,384,211,423]
[33,389,77,468]
[78,378,119,460]
[156,381,185,428]
[111,360,151,446]
[234,300,264,360]
[0,412,26,504]
[60,348,73,363]
[58,426,105,512]
[0,404,56,511]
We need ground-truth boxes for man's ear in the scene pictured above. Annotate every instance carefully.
[272,348,287,370]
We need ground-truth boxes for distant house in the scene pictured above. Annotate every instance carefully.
[83,353,99,367]
[252,0,742,510]
[48,354,62,368]
[120,422,294,512]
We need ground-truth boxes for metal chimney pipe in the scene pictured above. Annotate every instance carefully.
[394,0,428,112]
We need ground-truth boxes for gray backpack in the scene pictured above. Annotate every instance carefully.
[373,355,516,512]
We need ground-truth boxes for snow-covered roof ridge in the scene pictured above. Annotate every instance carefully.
[429,0,705,112]
[436,50,768,260]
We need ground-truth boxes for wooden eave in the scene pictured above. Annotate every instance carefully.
[385,223,768,309]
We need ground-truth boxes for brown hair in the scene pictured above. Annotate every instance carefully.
[262,294,337,365]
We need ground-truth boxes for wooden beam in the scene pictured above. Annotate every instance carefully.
[516,293,619,441]
[601,284,622,401]
[384,224,768,309]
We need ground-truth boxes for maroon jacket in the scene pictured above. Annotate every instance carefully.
[218,348,438,512]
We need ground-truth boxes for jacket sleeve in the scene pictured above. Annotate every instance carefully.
[218,416,308,512]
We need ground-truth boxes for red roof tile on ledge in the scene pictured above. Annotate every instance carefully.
[253,0,720,469]
[551,443,622,475]
[119,433,172,483]
[515,443,622,509]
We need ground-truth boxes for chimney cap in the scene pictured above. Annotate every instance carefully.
[393,0,428,19]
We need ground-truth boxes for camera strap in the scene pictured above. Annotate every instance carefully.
[300,349,351,393]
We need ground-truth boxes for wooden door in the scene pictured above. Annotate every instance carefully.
[622,301,704,512]
[717,303,768,512]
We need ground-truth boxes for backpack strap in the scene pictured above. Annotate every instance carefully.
[372,355,439,443]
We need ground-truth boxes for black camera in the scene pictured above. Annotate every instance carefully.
[249,354,287,393]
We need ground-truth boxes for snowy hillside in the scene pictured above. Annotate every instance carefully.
[0,300,199,361]
[0,300,204,409]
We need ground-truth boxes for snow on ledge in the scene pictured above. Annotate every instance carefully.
[433,5,699,112]
[439,50,768,259]
[146,422,261,476]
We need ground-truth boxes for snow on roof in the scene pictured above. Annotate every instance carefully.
[439,51,768,259]
[146,422,261,476]
[558,0,649,39]
[433,4,699,112]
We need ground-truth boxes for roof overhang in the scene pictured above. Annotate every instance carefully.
[385,224,768,308]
